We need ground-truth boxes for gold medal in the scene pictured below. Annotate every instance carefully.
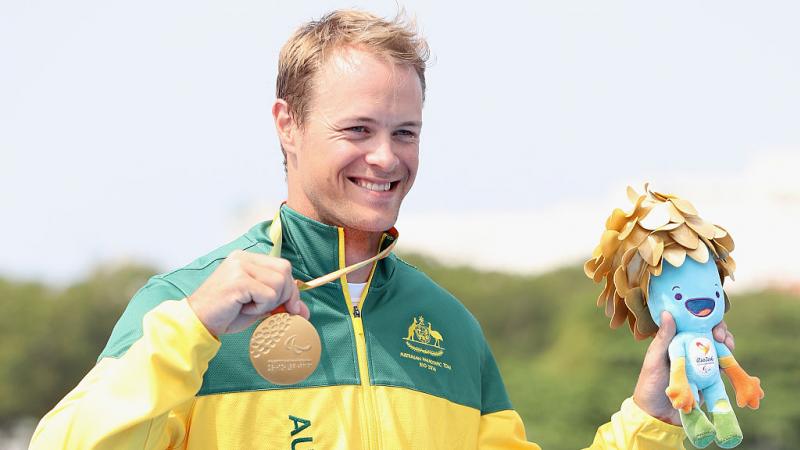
[250,310,322,385]
[248,206,398,384]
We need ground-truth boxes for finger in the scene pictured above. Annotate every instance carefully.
[284,284,302,315]
[242,260,291,305]
[263,257,296,306]
[226,313,261,334]
[641,311,675,371]
[653,312,676,351]
[725,331,735,351]
[231,252,302,317]
[287,295,311,320]
[296,300,310,320]
[273,286,309,320]
[279,267,298,303]
[712,320,729,343]
[239,278,281,316]
[658,311,676,337]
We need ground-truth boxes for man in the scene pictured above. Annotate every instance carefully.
[30,10,731,449]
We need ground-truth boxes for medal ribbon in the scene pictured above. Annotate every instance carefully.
[267,207,398,292]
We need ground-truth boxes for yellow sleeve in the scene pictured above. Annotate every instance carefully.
[585,398,686,450]
[478,409,543,449]
[29,299,221,450]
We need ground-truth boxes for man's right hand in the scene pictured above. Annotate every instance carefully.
[187,250,311,336]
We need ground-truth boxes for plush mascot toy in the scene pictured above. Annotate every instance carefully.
[585,184,764,448]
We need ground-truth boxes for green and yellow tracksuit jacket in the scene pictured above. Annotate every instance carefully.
[30,206,686,449]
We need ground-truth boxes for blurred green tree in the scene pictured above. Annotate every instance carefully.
[0,265,156,428]
[1,256,797,450]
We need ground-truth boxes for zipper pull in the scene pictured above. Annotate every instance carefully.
[353,305,361,318]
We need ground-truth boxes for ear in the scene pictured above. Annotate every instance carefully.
[273,99,300,156]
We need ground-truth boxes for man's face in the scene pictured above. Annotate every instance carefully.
[284,47,422,232]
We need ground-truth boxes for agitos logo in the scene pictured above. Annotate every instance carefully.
[403,316,445,357]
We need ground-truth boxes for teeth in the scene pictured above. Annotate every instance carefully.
[355,179,391,192]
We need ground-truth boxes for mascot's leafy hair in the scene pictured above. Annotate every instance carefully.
[585,184,736,340]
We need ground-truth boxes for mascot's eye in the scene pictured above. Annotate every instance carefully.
[716,291,720,298]
[674,293,683,301]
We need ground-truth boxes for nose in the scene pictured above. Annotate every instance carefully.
[364,134,399,172]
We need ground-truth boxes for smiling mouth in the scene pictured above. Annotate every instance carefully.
[685,298,715,317]
[348,177,399,193]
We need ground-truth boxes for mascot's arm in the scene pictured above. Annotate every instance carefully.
[716,341,764,409]
[665,337,694,413]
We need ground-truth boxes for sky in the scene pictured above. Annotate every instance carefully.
[2,0,799,291]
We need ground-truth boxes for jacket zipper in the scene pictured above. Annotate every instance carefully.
[351,312,378,449]
[338,229,384,450]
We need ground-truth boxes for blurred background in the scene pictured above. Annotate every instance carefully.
[2,1,798,449]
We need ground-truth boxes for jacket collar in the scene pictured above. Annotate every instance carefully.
[251,204,397,290]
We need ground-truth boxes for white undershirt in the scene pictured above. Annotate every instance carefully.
[348,282,367,307]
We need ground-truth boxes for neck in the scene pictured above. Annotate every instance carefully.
[343,228,382,283]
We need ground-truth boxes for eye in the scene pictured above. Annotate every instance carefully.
[674,293,683,301]
[347,126,368,134]
[393,129,418,141]
[715,291,720,298]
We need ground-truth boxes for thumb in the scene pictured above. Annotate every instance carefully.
[284,284,310,320]
[655,311,676,345]
[644,311,675,366]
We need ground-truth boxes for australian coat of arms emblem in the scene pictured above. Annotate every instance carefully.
[404,316,445,357]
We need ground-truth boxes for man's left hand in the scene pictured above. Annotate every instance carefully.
[632,311,735,425]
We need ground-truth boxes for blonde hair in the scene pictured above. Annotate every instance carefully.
[585,184,736,340]
[277,9,429,126]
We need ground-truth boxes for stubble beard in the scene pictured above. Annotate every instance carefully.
[318,199,400,232]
